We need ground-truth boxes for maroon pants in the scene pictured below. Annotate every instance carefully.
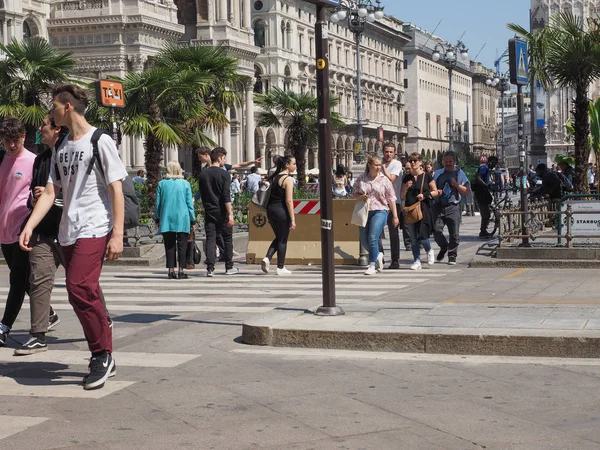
[61,235,112,354]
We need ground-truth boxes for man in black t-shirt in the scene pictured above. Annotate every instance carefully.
[197,148,236,277]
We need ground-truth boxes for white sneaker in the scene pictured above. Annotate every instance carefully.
[410,260,422,270]
[225,267,239,275]
[276,267,292,276]
[364,264,378,275]
[427,249,435,265]
[375,252,384,272]
[261,257,270,274]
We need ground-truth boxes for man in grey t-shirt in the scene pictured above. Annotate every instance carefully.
[245,166,262,194]
[433,151,469,265]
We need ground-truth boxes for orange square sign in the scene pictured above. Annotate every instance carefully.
[95,80,125,108]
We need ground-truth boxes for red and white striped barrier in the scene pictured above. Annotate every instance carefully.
[293,200,321,215]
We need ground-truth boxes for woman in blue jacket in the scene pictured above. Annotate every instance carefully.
[155,161,196,279]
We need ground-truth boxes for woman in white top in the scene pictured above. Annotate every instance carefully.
[333,164,347,198]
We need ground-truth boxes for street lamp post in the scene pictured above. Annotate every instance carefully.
[432,41,469,152]
[486,73,510,166]
[330,0,384,166]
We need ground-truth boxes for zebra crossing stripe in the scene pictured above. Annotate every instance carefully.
[0,349,199,367]
[0,377,134,399]
[0,415,48,440]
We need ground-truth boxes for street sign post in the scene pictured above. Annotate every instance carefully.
[509,38,531,246]
[311,2,344,316]
[95,79,126,147]
[509,38,528,86]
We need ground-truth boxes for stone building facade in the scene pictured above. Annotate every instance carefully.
[251,0,410,171]
[529,0,600,165]
[402,24,475,166]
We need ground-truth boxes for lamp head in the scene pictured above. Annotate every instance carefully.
[357,7,368,18]
[432,52,440,62]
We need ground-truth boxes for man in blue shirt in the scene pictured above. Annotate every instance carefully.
[433,151,470,264]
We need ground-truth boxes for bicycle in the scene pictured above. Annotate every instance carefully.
[486,187,514,237]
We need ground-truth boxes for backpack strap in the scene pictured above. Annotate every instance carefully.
[86,129,110,177]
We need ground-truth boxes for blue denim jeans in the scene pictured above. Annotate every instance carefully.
[359,210,388,264]
[408,222,432,262]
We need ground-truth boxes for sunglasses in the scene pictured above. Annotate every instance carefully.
[408,159,420,163]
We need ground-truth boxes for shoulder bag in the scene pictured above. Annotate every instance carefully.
[402,173,426,225]
[351,199,369,227]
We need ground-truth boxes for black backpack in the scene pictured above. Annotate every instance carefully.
[87,129,140,229]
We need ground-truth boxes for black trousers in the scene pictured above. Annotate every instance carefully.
[1,242,30,328]
[163,232,189,270]
[475,191,491,234]
[266,207,291,269]
[433,203,462,259]
[205,216,233,271]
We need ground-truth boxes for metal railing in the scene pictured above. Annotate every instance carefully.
[498,194,600,247]
[125,205,249,247]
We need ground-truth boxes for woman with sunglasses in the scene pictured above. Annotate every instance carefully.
[353,155,399,275]
[401,153,439,270]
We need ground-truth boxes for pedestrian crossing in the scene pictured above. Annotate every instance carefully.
[0,264,459,441]
[0,265,459,314]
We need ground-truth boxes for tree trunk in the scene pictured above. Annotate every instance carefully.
[574,82,590,193]
[290,127,308,190]
[144,132,163,214]
[24,125,38,153]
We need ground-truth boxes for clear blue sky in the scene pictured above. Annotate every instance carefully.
[386,0,530,71]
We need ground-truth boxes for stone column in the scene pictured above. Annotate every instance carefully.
[245,86,256,165]
[1,21,6,45]
[219,0,228,22]
[242,0,252,29]
[134,136,145,170]
[222,108,232,156]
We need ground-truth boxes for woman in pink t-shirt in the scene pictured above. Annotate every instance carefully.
[0,117,36,346]
[353,155,399,275]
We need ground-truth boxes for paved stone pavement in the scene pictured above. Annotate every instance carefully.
[1,214,600,448]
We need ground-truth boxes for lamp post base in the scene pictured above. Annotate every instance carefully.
[315,306,346,316]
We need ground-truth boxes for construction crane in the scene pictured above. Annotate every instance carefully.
[495,48,509,74]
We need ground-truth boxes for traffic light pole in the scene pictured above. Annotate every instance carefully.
[314,5,344,316]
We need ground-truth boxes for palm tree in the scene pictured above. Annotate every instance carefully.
[508,12,600,192]
[255,88,342,189]
[0,37,76,149]
[155,44,245,143]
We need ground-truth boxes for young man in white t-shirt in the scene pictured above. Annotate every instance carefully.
[381,142,405,269]
[20,84,127,390]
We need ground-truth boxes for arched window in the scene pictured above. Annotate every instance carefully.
[254,65,264,93]
[253,19,266,48]
[23,21,32,40]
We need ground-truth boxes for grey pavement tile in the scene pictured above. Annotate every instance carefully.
[409,315,487,328]
[584,319,600,330]
[540,319,588,329]
[264,393,413,438]
[491,435,600,450]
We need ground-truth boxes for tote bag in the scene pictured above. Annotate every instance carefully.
[251,182,272,211]
[402,174,425,225]
[351,199,369,227]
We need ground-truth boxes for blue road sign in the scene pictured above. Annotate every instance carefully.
[509,38,529,86]
[304,0,340,6]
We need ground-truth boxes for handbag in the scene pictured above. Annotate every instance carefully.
[402,173,426,225]
[193,242,202,265]
[251,182,272,211]
[351,199,369,227]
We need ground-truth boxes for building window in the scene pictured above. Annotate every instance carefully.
[403,79,408,89]
[404,111,409,126]
[436,115,441,139]
[253,19,266,48]
[299,34,303,54]
[426,113,431,138]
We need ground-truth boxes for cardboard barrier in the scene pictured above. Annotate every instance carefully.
[246,199,360,265]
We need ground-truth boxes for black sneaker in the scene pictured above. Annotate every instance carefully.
[84,352,115,390]
[48,312,60,331]
[0,326,9,347]
[83,360,117,384]
[479,232,492,239]
[436,249,447,262]
[448,257,457,265]
[387,261,400,270]
[206,269,214,278]
[14,335,48,355]
[178,272,189,279]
